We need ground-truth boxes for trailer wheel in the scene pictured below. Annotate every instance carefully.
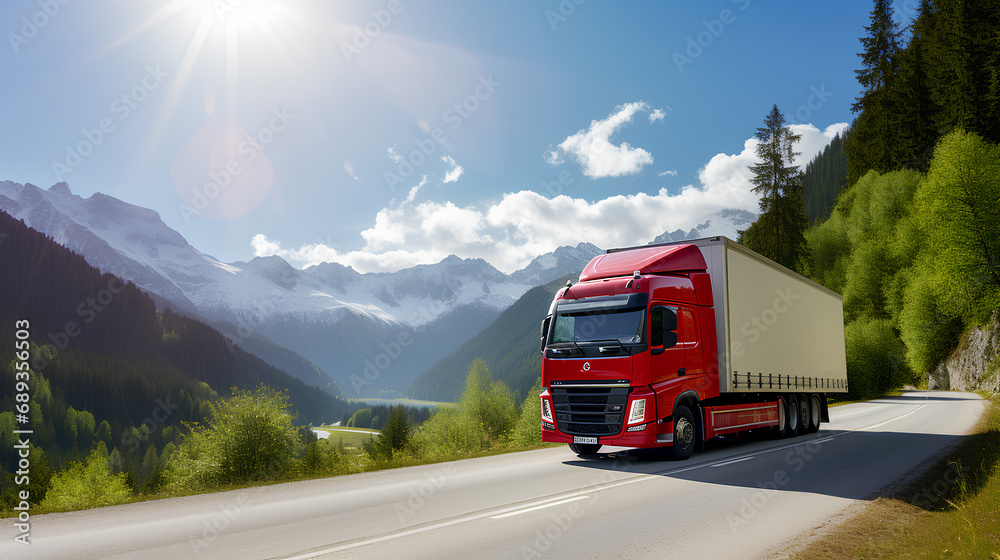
[797,394,810,436]
[808,394,822,433]
[668,405,696,460]
[569,443,601,455]
[785,396,800,437]
[769,397,789,439]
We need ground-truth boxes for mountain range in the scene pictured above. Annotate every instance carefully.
[0,180,755,398]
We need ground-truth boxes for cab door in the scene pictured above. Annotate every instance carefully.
[649,305,705,386]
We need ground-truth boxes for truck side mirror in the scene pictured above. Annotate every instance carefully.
[651,307,678,350]
[540,316,551,352]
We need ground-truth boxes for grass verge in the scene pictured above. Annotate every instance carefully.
[792,394,1000,559]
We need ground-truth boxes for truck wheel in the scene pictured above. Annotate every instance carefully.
[808,394,822,433]
[769,397,789,439]
[668,405,696,460]
[785,396,800,437]
[797,394,810,436]
[569,443,601,455]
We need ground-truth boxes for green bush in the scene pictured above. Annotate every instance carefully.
[413,406,487,458]
[168,386,301,488]
[511,378,544,448]
[845,318,912,400]
[898,271,964,375]
[41,442,132,511]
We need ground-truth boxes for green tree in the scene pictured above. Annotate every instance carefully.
[347,408,373,429]
[363,405,411,461]
[460,358,518,441]
[913,130,1000,321]
[847,0,904,183]
[845,318,911,400]
[742,104,809,271]
[414,359,517,457]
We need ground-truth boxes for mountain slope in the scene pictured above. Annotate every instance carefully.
[408,275,575,402]
[0,210,348,425]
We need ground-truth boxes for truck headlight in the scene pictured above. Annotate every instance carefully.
[628,398,645,424]
[541,398,554,423]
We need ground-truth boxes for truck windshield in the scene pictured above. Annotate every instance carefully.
[551,307,645,344]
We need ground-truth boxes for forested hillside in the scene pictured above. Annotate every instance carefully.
[408,275,574,402]
[802,131,848,224]
[0,211,351,480]
[798,0,1000,397]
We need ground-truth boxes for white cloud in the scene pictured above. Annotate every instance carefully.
[545,148,563,165]
[251,233,282,257]
[402,175,428,205]
[553,101,655,178]
[658,170,678,177]
[386,145,403,163]
[343,161,360,182]
[441,155,464,183]
[649,108,667,123]
[254,123,847,274]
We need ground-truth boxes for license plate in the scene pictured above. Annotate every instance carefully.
[573,436,598,444]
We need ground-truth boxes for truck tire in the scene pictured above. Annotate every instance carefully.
[569,443,601,455]
[668,405,696,460]
[808,394,822,433]
[785,395,800,437]
[797,394,810,436]
[769,397,789,439]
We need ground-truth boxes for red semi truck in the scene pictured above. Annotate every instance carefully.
[539,236,848,459]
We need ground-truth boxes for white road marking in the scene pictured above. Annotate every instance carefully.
[710,456,754,468]
[489,496,589,519]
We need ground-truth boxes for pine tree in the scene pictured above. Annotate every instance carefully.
[742,105,809,272]
[847,0,904,184]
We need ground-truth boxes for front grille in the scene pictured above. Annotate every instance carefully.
[552,385,630,436]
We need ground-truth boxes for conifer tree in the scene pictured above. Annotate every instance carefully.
[742,105,809,272]
[847,0,904,183]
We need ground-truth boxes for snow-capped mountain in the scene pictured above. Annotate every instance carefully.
[0,181,598,395]
[649,208,757,244]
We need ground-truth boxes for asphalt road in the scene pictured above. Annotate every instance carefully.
[0,390,986,560]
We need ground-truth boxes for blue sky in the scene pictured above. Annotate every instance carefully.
[1,0,899,273]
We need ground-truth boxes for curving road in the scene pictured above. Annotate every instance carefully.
[0,391,985,559]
